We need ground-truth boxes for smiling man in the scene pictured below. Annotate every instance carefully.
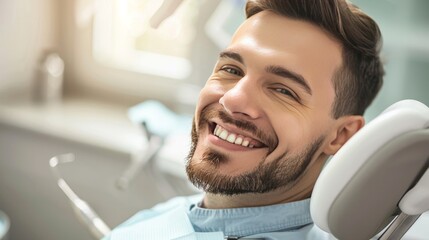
[106,0,384,239]
[187,10,347,207]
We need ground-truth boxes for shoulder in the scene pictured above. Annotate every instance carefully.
[247,224,332,240]
[102,194,205,240]
[118,194,204,227]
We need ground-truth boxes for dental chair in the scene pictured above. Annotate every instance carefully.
[311,99,429,239]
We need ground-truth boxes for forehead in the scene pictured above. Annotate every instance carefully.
[229,11,342,96]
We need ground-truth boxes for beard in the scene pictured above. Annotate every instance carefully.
[185,106,325,195]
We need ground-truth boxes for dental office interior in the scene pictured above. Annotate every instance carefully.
[0,0,429,239]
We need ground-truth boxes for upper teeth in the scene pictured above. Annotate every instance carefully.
[214,124,254,148]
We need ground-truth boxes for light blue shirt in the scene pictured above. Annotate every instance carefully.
[104,194,331,240]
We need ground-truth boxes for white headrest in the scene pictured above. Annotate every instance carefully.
[310,100,429,239]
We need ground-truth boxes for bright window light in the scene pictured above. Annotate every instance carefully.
[92,0,197,79]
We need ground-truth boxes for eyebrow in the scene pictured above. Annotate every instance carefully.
[219,51,244,64]
[219,50,312,95]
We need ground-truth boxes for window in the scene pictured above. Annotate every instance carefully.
[92,0,198,79]
[72,0,246,107]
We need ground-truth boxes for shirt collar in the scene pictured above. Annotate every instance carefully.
[187,198,313,237]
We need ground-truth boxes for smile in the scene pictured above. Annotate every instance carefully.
[211,123,266,149]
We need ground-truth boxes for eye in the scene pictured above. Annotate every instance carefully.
[220,66,243,76]
[274,88,299,100]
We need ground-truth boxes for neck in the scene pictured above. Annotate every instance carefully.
[203,186,312,209]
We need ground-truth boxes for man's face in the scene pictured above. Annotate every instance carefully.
[186,11,343,195]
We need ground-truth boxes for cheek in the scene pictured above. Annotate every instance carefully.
[270,113,317,154]
[273,114,333,157]
[192,139,206,161]
[276,120,305,144]
[195,82,225,126]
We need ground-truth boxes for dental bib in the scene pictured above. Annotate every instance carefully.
[109,205,224,240]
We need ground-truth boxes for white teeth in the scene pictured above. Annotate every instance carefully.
[234,137,243,145]
[226,133,236,143]
[214,125,221,136]
[213,124,255,148]
[219,130,228,140]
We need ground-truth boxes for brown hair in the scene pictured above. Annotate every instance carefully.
[246,0,384,118]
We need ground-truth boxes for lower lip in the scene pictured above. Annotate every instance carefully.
[208,134,254,151]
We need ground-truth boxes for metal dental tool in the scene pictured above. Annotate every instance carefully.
[115,121,163,190]
[116,100,191,197]
[49,153,111,239]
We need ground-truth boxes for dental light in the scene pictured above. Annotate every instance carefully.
[149,0,184,29]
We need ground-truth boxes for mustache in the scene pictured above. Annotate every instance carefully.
[199,107,278,152]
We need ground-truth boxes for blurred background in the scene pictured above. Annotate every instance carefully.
[0,0,428,239]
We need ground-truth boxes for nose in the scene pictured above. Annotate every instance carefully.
[219,77,262,119]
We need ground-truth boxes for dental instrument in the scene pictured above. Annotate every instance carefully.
[49,153,111,239]
[116,100,192,197]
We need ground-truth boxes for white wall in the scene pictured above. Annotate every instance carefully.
[0,0,59,95]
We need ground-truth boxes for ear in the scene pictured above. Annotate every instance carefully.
[323,115,365,155]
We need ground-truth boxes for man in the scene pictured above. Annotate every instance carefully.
[106,0,383,239]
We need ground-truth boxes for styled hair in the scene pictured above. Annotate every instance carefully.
[246,0,384,118]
